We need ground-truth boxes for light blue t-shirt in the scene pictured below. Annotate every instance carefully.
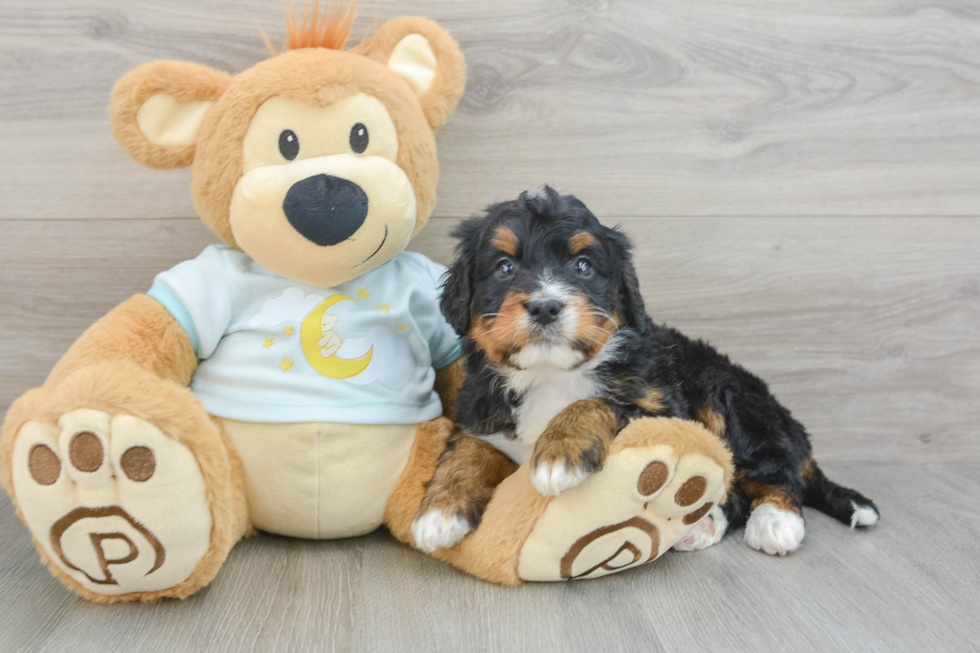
[148,245,461,424]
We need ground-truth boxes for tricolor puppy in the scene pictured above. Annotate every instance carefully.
[412,186,880,556]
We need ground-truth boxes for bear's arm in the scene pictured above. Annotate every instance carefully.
[433,356,465,423]
[46,295,198,389]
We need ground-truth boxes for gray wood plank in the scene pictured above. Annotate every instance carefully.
[4,1,980,220]
[3,1,979,649]
[2,216,977,463]
[1,462,976,652]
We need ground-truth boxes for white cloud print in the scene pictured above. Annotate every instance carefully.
[249,287,324,327]
[338,326,416,388]
[248,288,417,389]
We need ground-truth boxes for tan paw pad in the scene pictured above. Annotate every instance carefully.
[57,409,112,487]
[636,461,670,497]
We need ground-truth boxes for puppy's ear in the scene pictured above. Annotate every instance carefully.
[110,60,230,169]
[604,226,650,334]
[440,217,484,336]
[369,17,466,130]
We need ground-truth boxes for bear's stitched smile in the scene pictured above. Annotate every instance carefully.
[360,225,388,265]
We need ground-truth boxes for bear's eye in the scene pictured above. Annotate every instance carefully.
[279,130,299,161]
[349,123,369,154]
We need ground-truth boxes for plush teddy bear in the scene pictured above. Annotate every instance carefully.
[0,6,732,602]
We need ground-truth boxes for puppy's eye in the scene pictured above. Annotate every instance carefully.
[349,123,369,154]
[279,130,299,161]
[495,259,515,281]
[575,257,594,277]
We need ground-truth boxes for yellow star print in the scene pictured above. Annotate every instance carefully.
[262,338,274,349]
[279,357,294,372]
[357,287,371,300]
[283,325,294,336]
[376,305,392,314]
[398,324,407,331]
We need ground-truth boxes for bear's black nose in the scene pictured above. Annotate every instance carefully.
[282,174,369,246]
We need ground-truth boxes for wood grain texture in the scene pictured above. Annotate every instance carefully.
[2,217,977,463]
[1,462,977,652]
[2,1,979,646]
[3,0,980,219]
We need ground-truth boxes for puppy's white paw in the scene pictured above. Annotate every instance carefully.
[744,503,805,556]
[411,510,472,553]
[850,501,880,528]
[673,504,728,552]
[531,460,589,496]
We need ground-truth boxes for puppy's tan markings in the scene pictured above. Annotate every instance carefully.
[569,231,595,254]
[698,405,726,438]
[606,370,644,400]
[417,433,518,527]
[433,357,466,423]
[635,386,665,414]
[492,227,519,256]
[570,294,619,359]
[532,398,618,476]
[799,458,814,482]
[742,482,801,514]
[470,291,532,364]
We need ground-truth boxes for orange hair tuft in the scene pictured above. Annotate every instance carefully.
[259,1,372,56]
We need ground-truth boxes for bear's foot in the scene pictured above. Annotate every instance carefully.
[517,417,732,581]
[12,409,212,597]
[2,361,249,602]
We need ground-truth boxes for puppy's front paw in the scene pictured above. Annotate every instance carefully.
[529,443,604,497]
[411,510,472,553]
[530,460,590,496]
[529,413,609,496]
[744,503,805,556]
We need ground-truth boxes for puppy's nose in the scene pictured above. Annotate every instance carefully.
[282,174,369,246]
[526,299,564,327]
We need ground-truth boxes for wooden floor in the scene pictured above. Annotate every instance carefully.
[1,0,979,651]
[2,462,978,652]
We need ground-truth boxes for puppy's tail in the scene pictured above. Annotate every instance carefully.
[802,460,880,528]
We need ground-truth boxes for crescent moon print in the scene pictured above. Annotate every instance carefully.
[300,294,374,379]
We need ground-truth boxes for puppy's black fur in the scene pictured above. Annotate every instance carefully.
[441,186,879,535]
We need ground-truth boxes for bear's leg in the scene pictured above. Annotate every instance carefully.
[1,361,250,602]
[386,417,732,585]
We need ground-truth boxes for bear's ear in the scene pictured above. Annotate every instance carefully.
[110,60,231,170]
[369,17,466,130]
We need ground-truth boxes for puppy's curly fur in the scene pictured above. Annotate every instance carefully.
[414,186,879,553]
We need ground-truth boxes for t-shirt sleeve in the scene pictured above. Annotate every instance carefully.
[416,256,463,369]
[146,246,233,359]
